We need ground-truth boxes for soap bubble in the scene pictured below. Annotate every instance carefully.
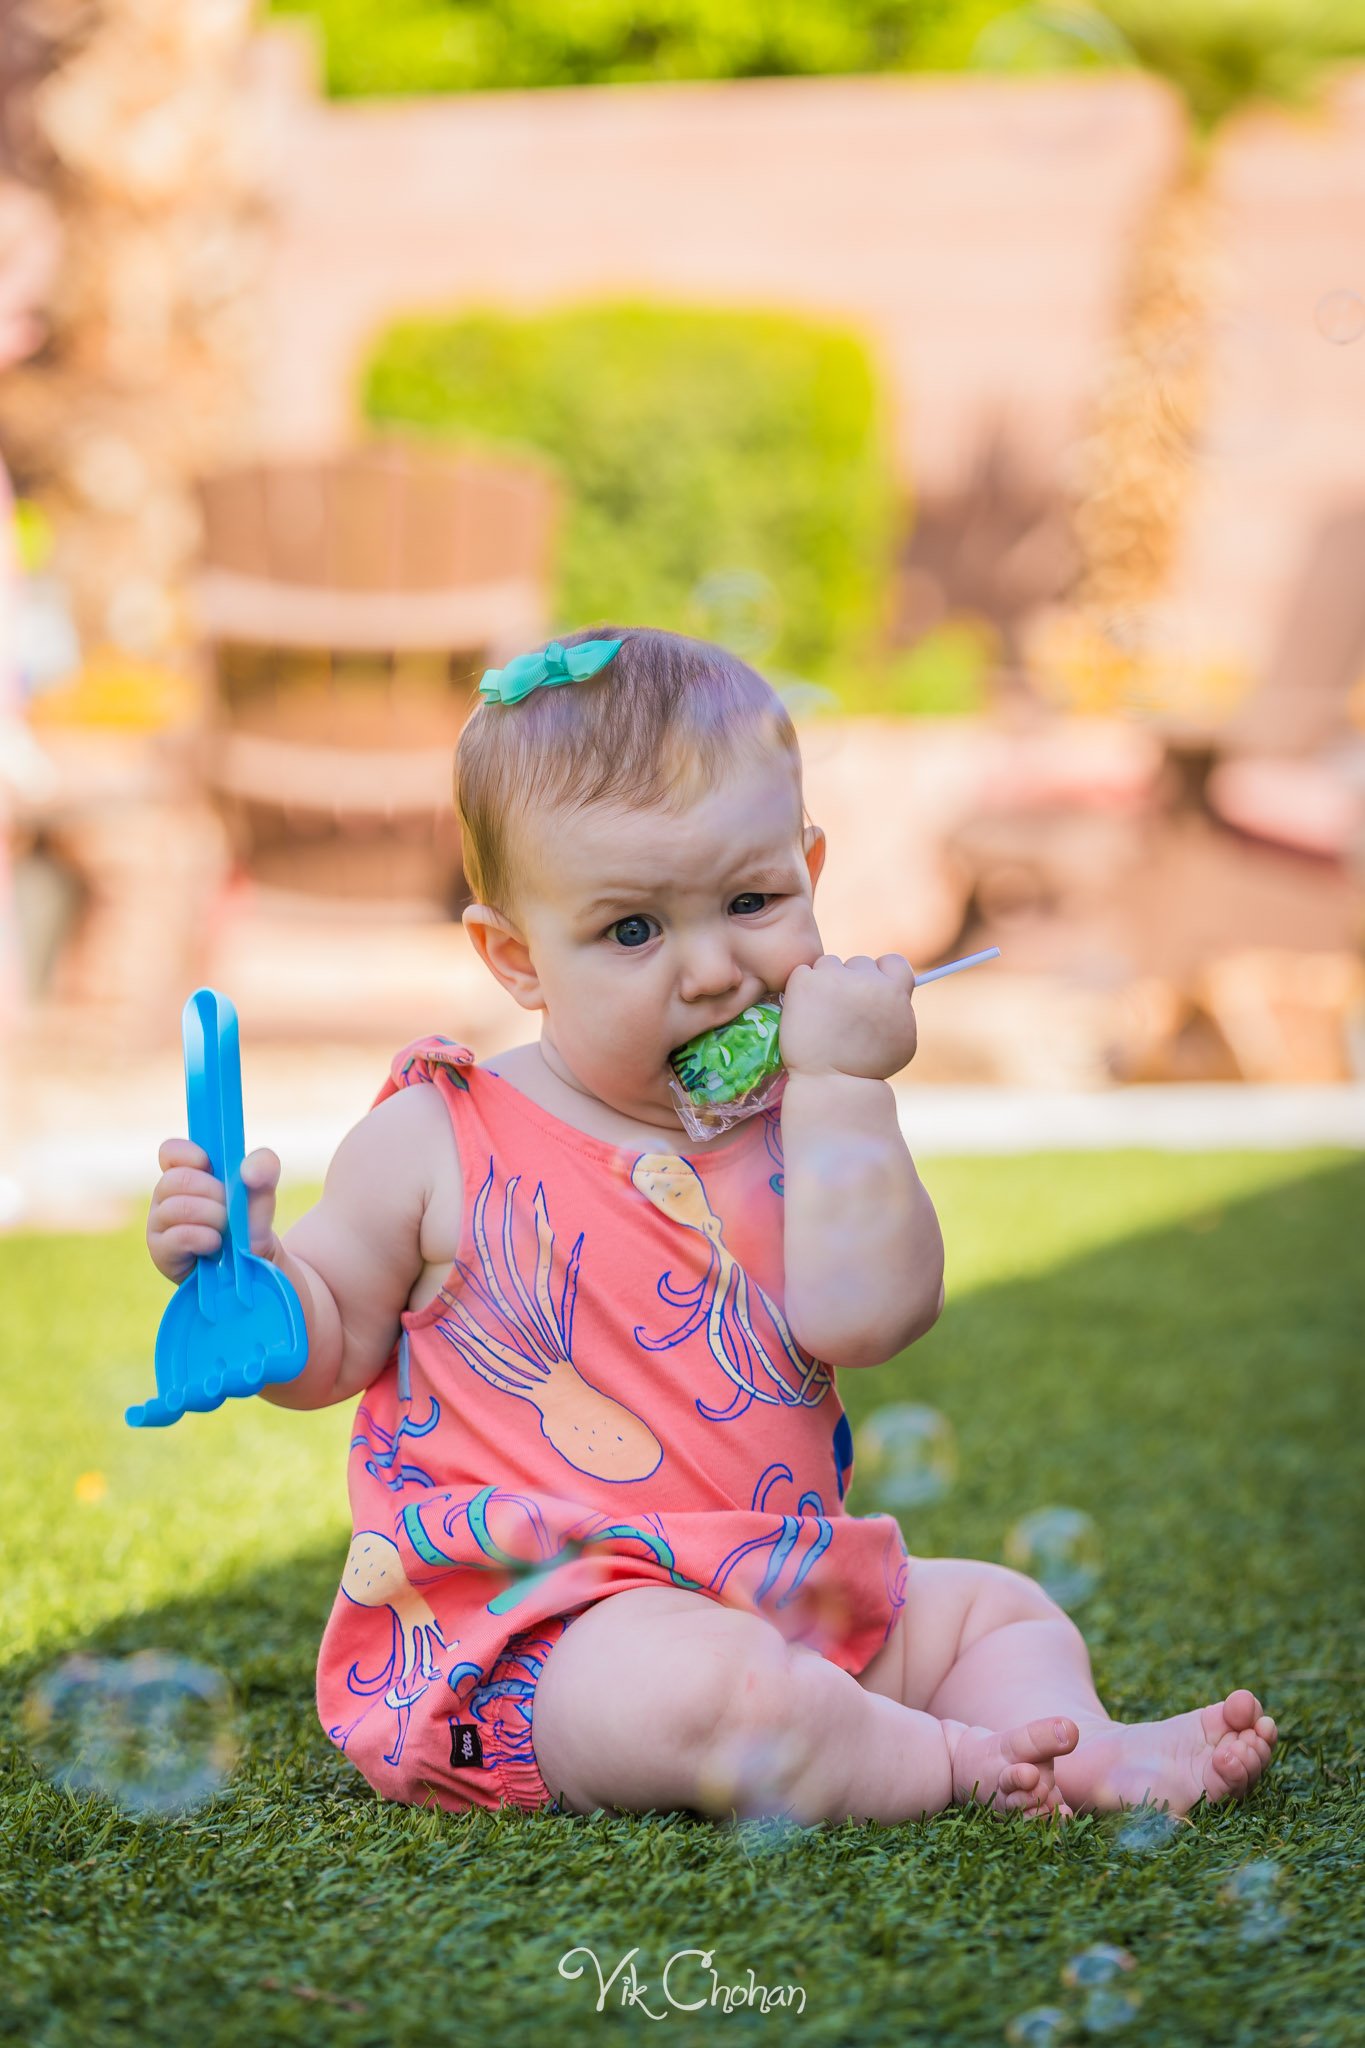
[1113,1803,1190,1855]
[687,569,781,665]
[1221,1859,1281,1905]
[775,680,839,721]
[1314,290,1365,346]
[1221,1859,1293,1946]
[775,1579,853,1662]
[1081,1986,1143,2033]
[1055,1945,1148,2038]
[774,677,843,767]
[1062,1946,1136,1990]
[1005,2007,1072,2046]
[696,1724,806,1823]
[1003,1507,1102,1610]
[1235,1898,1293,1948]
[25,1652,238,1815]
[732,1810,807,1858]
[855,1404,958,1510]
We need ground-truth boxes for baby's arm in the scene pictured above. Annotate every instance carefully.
[782,1069,944,1369]
[779,953,945,1370]
[258,1085,439,1408]
[147,1083,445,1410]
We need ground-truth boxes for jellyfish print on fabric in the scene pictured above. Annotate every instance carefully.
[402,1484,570,1616]
[351,1401,439,1493]
[351,1334,440,1492]
[449,1621,563,1786]
[433,1160,664,1482]
[329,1532,456,1769]
[631,1153,832,1422]
[707,1463,834,1615]
[400,1485,706,1618]
[761,1105,784,1196]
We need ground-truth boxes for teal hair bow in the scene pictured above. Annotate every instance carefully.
[478,636,624,707]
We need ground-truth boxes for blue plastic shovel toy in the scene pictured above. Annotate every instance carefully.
[127,989,308,1428]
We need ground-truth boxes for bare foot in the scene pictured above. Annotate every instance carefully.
[1056,1690,1278,1815]
[948,1715,1079,1819]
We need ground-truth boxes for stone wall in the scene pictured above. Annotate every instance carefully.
[253,62,1183,498]
[249,54,1365,709]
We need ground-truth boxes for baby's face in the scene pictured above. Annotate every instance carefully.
[513,750,825,1132]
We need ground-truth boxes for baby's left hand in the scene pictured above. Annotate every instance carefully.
[779,953,918,1083]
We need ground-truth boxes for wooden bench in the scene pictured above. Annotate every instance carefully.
[192,441,558,910]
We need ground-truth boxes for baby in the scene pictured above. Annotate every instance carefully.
[147,626,1277,1827]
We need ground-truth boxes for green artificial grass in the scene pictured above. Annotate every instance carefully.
[2,1150,1361,2046]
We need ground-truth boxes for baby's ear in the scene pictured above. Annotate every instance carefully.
[461,904,546,1011]
[802,823,827,894]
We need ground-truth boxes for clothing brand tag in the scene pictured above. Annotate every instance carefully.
[450,1721,484,1768]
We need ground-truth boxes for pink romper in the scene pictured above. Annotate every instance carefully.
[315,1036,912,1815]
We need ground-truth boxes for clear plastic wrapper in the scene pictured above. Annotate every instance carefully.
[668,997,785,1141]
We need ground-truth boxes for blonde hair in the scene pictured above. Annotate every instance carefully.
[455,625,805,920]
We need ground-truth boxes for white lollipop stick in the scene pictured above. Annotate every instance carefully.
[913,945,1002,985]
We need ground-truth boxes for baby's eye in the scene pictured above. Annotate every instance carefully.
[604,896,770,947]
[606,914,659,949]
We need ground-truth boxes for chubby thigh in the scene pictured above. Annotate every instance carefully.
[532,1586,804,1817]
[855,1555,1071,1714]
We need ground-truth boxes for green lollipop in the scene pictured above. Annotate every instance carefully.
[668,947,1002,1137]
[669,998,784,1108]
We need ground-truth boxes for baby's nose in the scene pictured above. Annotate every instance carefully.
[677,933,743,1004]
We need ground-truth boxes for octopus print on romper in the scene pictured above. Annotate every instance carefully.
[316,1037,912,1815]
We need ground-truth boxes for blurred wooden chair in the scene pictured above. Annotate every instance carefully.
[192,440,558,914]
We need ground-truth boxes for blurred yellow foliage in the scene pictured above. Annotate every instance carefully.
[27,651,198,732]
[1026,609,1252,729]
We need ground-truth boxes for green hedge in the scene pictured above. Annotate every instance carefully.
[272,0,1365,128]
[363,303,898,681]
[274,0,962,97]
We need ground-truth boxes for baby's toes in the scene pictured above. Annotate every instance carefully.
[1256,1714,1277,1745]
[1004,1779,1051,1815]
[1002,1759,1042,1797]
[1210,1742,1250,1797]
[1223,1689,1261,1732]
[1010,1794,1055,1817]
[1005,1757,1067,1819]
[1245,1733,1274,1780]
[1021,1781,1069,1820]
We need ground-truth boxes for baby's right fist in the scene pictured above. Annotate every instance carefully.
[146,1138,281,1285]
[147,1137,224,1284]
